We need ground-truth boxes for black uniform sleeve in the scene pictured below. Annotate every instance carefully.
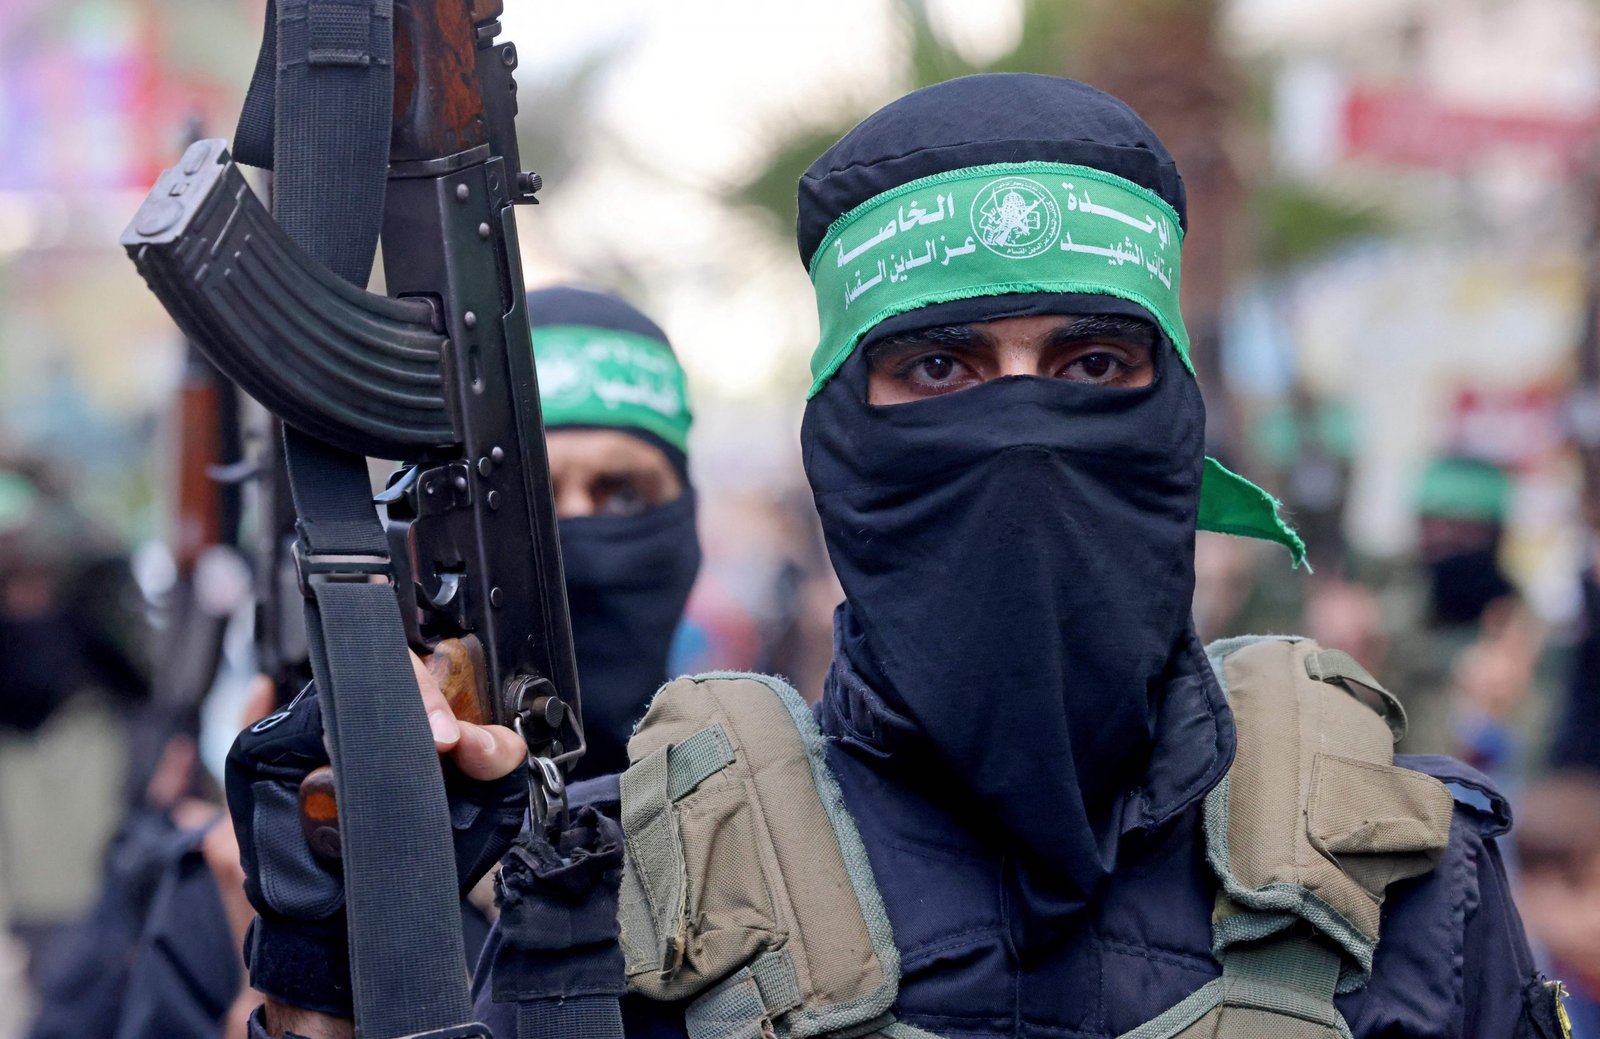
[112,840,240,1039]
[1460,833,1567,1038]
[1460,833,1530,1034]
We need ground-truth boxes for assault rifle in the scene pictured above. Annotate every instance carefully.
[121,0,580,1033]
[127,336,246,809]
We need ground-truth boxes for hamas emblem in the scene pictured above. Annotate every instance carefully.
[971,176,1060,258]
[536,349,593,408]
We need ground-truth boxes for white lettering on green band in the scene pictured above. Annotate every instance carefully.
[808,161,1187,397]
[532,325,692,453]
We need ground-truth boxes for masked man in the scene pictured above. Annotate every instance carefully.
[238,77,1556,1039]
[104,288,699,1039]
[527,286,702,780]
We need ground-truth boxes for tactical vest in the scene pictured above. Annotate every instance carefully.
[615,637,1455,1039]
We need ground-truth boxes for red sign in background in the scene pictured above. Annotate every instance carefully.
[1446,385,1566,471]
[1342,86,1600,174]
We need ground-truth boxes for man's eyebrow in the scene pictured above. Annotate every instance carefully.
[865,315,1156,365]
[1044,315,1157,346]
[866,323,992,360]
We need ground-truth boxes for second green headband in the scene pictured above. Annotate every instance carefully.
[533,324,693,453]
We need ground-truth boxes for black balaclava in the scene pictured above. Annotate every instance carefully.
[558,493,700,779]
[798,75,1227,952]
[1415,458,1516,628]
[528,286,702,780]
[1427,540,1513,627]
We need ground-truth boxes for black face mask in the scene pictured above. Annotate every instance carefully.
[1427,541,1513,627]
[0,611,85,731]
[560,491,701,780]
[802,344,1207,946]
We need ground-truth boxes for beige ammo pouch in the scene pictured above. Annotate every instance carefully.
[1121,636,1455,1039]
[618,672,906,1039]
[617,640,1454,1039]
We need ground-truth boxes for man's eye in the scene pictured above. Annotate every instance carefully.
[900,353,970,388]
[1063,351,1125,384]
[594,479,649,517]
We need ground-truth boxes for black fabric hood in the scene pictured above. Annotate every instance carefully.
[527,285,673,342]
[526,284,688,471]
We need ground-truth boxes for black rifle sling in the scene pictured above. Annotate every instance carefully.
[238,1,479,1034]
[285,432,476,1035]
[233,0,276,171]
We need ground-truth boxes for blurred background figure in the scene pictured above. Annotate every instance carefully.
[1515,771,1600,1038]
[1416,457,1519,631]
[0,452,151,966]
[0,453,153,1039]
[1382,457,1554,779]
[20,317,259,1038]
[1424,459,1555,783]
[0,456,147,737]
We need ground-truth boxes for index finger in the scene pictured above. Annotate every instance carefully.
[410,649,461,752]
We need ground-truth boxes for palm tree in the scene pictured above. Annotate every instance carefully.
[1074,0,1243,445]
[731,0,1092,246]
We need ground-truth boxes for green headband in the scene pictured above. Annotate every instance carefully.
[532,324,692,453]
[806,160,1305,565]
[1416,459,1510,523]
[0,472,38,533]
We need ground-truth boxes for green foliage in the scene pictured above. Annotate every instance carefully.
[979,1,1099,77]
[733,0,1374,278]
[729,0,1102,241]
[736,126,856,241]
[1252,180,1392,271]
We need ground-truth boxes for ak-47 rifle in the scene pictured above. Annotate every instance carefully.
[128,333,246,810]
[121,1,580,1034]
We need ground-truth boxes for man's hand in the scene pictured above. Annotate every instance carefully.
[410,646,527,780]
[228,643,529,1035]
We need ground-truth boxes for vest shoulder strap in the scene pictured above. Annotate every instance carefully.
[617,671,903,1039]
[1120,636,1455,1039]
